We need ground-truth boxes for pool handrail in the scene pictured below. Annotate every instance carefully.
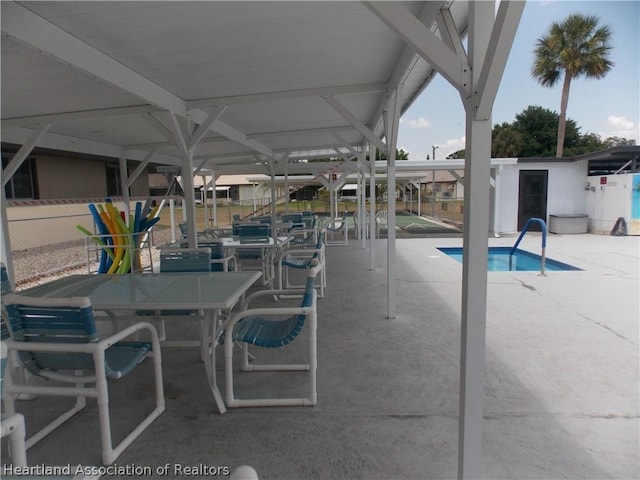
[510,218,547,275]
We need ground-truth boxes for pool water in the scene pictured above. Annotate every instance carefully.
[437,246,582,272]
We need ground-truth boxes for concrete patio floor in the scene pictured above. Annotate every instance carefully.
[2,233,638,479]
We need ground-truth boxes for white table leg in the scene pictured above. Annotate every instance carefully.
[203,309,226,414]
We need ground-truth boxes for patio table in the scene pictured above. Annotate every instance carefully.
[18,271,263,414]
[205,236,292,288]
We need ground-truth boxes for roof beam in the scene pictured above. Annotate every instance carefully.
[2,123,50,187]
[246,125,355,140]
[1,105,162,129]
[474,0,525,120]
[323,96,387,153]
[1,2,273,157]
[188,82,386,109]
[363,1,471,96]
[190,106,227,147]
[1,2,187,115]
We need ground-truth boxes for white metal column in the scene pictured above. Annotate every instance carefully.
[459,2,493,478]
[385,83,403,320]
[369,141,376,271]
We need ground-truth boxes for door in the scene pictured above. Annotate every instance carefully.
[518,170,548,231]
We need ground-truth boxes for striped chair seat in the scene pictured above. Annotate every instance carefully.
[232,314,304,348]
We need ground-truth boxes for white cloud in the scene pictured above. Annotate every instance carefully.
[439,135,466,157]
[401,117,431,129]
[599,115,639,142]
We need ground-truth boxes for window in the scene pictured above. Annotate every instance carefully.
[2,155,37,199]
[105,164,122,196]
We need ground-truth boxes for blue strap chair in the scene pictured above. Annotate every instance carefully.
[277,228,326,298]
[222,259,322,409]
[289,215,318,247]
[1,263,35,401]
[234,223,272,281]
[281,213,305,231]
[207,241,238,272]
[143,247,212,359]
[324,213,348,245]
[2,294,164,465]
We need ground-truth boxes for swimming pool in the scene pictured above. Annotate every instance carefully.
[437,246,582,272]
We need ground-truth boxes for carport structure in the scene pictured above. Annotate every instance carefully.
[1,2,525,477]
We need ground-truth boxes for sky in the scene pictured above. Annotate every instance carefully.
[397,0,640,160]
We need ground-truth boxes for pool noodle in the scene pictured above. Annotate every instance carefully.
[88,203,112,273]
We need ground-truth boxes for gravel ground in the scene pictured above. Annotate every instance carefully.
[11,227,175,290]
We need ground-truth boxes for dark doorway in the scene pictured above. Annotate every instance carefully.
[518,170,548,231]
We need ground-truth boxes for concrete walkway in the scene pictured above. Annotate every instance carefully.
[2,234,638,479]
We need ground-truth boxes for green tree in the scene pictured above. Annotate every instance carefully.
[532,13,613,157]
[603,136,636,147]
[514,106,581,157]
[492,122,525,157]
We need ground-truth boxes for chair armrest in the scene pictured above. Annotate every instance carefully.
[98,321,161,350]
[5,321,161,354]
[242,288,306,308]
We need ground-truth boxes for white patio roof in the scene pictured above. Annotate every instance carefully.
[1,3,527,477]
[1,1,470,176]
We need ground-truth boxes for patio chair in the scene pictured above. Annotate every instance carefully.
[281,213,305,231]
[143,247,211,358]
[1,263,34,401]
[235,223,271,278]
[289,215,318,247]
[353,211,370,239]
[222,259,322,409]
[277,228,326,298]
[325,213,348,245]
[2,294,164,465]
[1,341,27,467]
[207,241,238,272]
[375,210,389,238]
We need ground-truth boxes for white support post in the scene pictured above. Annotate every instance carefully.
[169,198,176,243]
[458,2,494,478]
[119,155,130,222]
[369,141,376,271]
[269,158,277,236]
[204,174,212,227]
[385,83,403,320]
[1,187,15,285]
[252,183,257,214]
[212,172,219,227]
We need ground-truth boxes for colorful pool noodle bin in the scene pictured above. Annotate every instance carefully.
[77,199,160,274]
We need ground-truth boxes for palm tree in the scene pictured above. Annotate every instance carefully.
[531,13,613,158]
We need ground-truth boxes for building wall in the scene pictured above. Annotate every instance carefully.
[36,156,106,198]
[35,155,149,199]
[496,161,588,234]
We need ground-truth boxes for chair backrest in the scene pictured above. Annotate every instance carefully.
[1,263,13,341]
[237,223,270,244]
[0,341,8,394]
[281,213,303,224]
[303,215,317,229]
[207,241,228,272]
[160,248,212,273]
[376,210,388,225]
[178,221,188,238]
[3,294,98,375]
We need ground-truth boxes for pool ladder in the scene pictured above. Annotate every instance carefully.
[510,218,547,276]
